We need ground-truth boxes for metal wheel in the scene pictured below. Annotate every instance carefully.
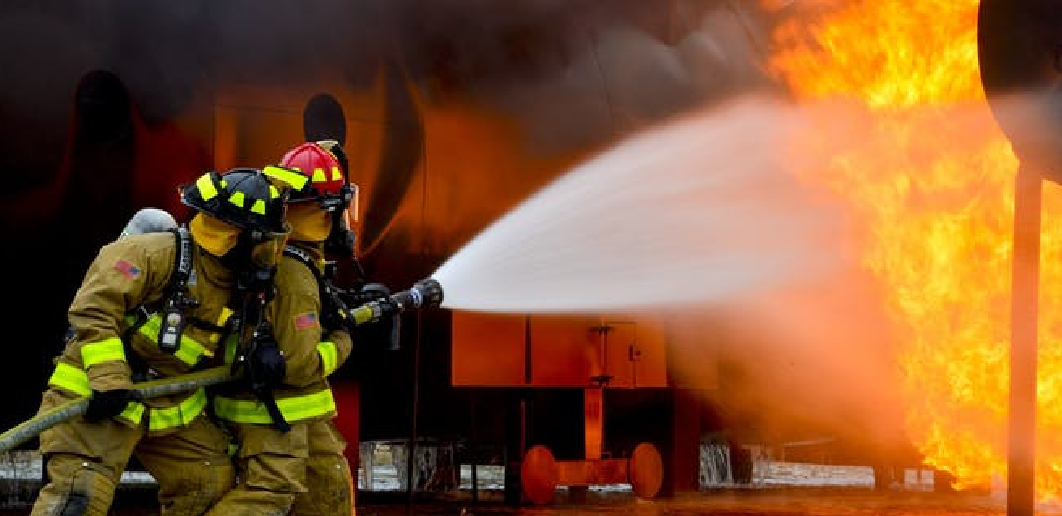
[520,445,558,505]
[629,442,663,499]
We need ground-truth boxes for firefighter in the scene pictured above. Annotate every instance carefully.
[204,146,354,516]
[286,141,361,516]
[30,168,295,516]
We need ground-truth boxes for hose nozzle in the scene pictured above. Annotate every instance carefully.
[409,278,444,309]
[347,278,445,326]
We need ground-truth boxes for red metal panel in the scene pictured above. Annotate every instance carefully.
[632,317,669,388]
[528,315,597,387]
[584,388,604,460]
[451,311,527,386]
[330,379,360,473]
[602,321,636,388]
[451,311,670,388]
[555,459,629,486]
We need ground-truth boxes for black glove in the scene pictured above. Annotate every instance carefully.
[85,389,142,422]
[246,327,286,390]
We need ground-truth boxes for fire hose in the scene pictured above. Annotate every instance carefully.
[0,278,444,454]
[0,365,233,454]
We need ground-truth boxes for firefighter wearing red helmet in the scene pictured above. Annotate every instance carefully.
[29,168,296,516]
[206,143,357,516]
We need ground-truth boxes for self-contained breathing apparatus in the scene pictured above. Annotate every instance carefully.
[228,260,290,432]
[176,167,297,432]
[125,225,291,432]
[283,245,402,352]
[278,140,402,349]
[156,226,197,354]
[122,226,203,382]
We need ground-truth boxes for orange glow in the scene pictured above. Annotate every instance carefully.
[766,0,1062,497]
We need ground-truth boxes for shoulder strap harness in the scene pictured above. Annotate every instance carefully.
[282,244,353,333]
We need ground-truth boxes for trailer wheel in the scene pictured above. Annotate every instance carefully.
[629,442,663,499]
[521,445,558,505]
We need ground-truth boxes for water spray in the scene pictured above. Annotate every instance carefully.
[432,96,850,313]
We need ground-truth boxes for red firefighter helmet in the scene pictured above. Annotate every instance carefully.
[278,142,350,210]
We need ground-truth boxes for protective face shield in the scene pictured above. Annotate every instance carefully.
[324,184,359,258]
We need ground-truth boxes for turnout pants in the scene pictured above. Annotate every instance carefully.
[292,419,354,516]
[30,388,234,516]
[203,421,310,516]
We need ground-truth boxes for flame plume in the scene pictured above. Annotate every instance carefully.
[765,0,1062,497]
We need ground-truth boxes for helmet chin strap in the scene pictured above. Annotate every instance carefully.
[323,209,356,257]
[222,231,278,274]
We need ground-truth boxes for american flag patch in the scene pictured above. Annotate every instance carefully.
[295,312,319,330]
[114,259,141,280]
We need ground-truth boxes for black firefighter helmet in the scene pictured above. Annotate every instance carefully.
[180,167,293,240]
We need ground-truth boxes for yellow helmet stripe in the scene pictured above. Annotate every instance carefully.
[269,185,280,199]
[228,191,245,208]
[264,165,308,190]
[331,166,342,181]
[251,199,266,215]
[196,174,218,200]
[312,168,327,183]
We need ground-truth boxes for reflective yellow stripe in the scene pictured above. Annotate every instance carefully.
[263,165,309,191]
[317,341,338,377]
[137,314,213,365]
[81,338,126,367]
[218,307,235,326]
[149,388,208,431]
[211,307,235,344]
[120,402,145,424]
[268,185,280,199]
[213,389,336,424]
[224,334,239,365]
[331,167,342,180]
[250,199,266,215]
[312,168,327,182]
[228,191,245,208]
[48,362,91,397]
[46,363,198,429]
[196,174,218,200]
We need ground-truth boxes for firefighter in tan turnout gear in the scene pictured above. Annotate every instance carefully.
[30,168,296,516]
[283,141,360,516]
[204,151,355,516]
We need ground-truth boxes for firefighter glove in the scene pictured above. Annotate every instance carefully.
[85,389,141,422]
[247,332,286,390]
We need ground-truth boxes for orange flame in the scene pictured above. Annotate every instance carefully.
[766,0,1062,497]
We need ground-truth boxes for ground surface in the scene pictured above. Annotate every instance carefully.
[0,489,1017,516]
[0,448,1042,515]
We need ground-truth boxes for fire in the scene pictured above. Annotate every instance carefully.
[766,0,1062,497]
